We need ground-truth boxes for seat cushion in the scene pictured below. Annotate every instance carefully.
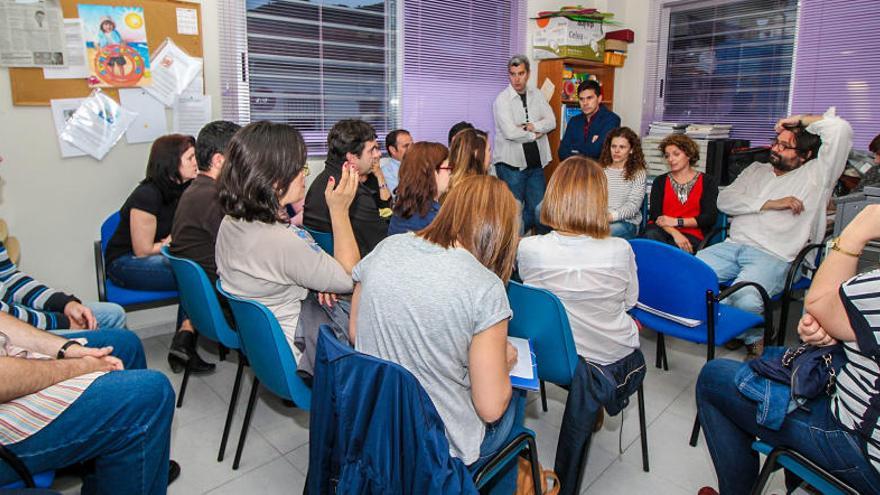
[105,280,177,307]
[631,304,764,345]
[2,470,55,489]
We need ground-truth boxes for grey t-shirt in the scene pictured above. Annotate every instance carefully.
[352,233,512,464]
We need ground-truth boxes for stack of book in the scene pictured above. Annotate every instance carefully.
[647,121,688,137]
[685,123,732,139]
[643,122,688,176]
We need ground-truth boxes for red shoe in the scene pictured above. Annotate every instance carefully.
[697,488,719,495]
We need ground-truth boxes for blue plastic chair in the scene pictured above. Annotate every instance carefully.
[303,226,333,255]
[628,239,772,446]
[310,326,542,494]
[507,281,649,490]
[0,444,55,490]
[750,441,858,494]
[94,212,178,310]
[696,212,729,251]
[160,247,245,463]
[216,281,311,471]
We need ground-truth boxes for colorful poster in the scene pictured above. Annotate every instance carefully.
[77,4,150,88]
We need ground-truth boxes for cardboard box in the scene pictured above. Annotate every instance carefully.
[532,17,605,61]
[604,39,628,52]
[606,29,635,42]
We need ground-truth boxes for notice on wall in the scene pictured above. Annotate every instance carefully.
[119,88,168,144]
[0,0,67,67]
[43,18,89,79]
[50,97,88,158]
[173,95,211,137]
[175,7,197,35]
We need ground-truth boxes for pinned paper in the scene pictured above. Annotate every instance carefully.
[60,90,138,160]
[42,19,89,79]
[540,78,555,103]
[145,39,202,107]
[176,8,198,35]
[50,97,88,158]
[119,88,168,144]
[173,95,211,136]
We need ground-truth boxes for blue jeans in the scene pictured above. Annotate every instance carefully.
[696,241,790,345]
[0,331,174,495]
[495,163,546,233]
[107,254,176,292]
[469,390,526,495]
[85,302,127,329]
[696,359,880,494]
[610,221,638,239]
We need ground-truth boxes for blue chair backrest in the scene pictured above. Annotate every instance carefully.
[630,239,721,324]
[100,211,121,254]
[506,280,579,387]
[701,212,729,248]
[216,281,311,409]
[304,226,334,255]
[161,247,239,350]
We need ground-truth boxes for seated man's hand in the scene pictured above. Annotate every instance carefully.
[797,313,837,347]
[65,344,125,371]
[775,115,801,133]
[761,196,804,215]
[64,301,97,330]
[82,354,124,372]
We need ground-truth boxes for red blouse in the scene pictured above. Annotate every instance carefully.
[662,174,705,240]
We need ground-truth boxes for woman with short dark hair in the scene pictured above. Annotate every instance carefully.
[388,142,450,235]
[640,134,718,253]
[216,121,360,360]
[105,134,203,371]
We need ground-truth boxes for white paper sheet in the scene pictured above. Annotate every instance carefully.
[540,78,555,103]
[508,336,534,381]
[42,18,88,79]
[180,68,203,98]
[175,8,198,35]
[119,88,168,144]
[59,90,138,160]
[145,39,202,107]
[0,0,67,67]
[50,97,87,158]
[635,302,702,327]
[172,95,211,136]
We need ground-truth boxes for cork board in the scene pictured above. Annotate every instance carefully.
[9,0,202,106]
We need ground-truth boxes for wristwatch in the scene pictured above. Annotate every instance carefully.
[829,237,861,258]
[676,217,684,228]
[56,340,78,359]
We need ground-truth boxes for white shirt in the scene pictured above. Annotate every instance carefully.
[517,232,640,365]
[379,156,400,197]
[492,84,556,170]
[719,108,852,262]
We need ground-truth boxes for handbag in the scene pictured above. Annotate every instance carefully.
[749,343,845,403]
[515,456,560,495]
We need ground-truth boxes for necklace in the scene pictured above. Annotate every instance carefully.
[669,171,699,204]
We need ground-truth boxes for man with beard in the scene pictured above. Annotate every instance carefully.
[696,109,852,359]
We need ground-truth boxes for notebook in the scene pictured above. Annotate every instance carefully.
[508,336,539,391]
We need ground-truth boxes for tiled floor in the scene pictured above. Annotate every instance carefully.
[54,319,796,494]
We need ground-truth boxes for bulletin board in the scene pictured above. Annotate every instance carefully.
[9,0,202,106]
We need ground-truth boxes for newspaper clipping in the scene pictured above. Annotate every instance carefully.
[0,0,67,67]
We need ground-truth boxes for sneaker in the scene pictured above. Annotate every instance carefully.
[697,488,719,495]
[169,460,181,485]
[744,341,765,361]
[593,408,605,432]
[724,339,744,351]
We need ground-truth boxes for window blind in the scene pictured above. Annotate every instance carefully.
[790,0,879,151]
[401,0,526,144]
[642,0,798,143]
[219,0,399,155]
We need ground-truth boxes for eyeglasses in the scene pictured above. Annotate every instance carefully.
[769,138,800,152]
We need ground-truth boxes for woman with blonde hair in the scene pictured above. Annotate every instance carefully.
[446,128,491,194]
[517,156,644,495]
[597,127,647,239]
[388,142,451,235]
[350,175,524,492]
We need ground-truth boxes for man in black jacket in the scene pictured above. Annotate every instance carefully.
[305,120,390,257]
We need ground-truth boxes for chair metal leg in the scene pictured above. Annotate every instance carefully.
[233,375,260,470]
[689,415,701,447]
[218,355,245,462]
[540,380,548,412]
[637,385,649,472]
[219,343,228,362]
[655,333,663,369]
[776,291,794,347]
[691,291,715,447]
[176,360,193,408]
[526,435,542,495]
[662,340,669,371]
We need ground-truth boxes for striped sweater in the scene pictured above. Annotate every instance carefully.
[605,167,646,226]
[833,269,880,476]
[0,242,78,330]
[0,332,103,444]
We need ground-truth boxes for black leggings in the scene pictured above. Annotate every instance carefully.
[641,224,702,252]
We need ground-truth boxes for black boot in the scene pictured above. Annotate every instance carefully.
[168,331,216,374]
